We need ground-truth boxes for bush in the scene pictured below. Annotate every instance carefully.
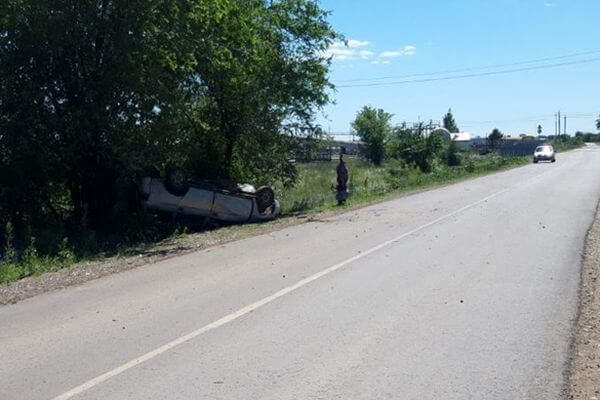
[386,124,445,172]
[444,140,461,167]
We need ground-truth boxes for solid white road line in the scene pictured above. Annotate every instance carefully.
[51,188,509,400]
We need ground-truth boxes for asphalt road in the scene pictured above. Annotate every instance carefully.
[2,145,600,400]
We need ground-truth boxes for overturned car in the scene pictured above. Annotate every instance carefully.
[140,170,280,223]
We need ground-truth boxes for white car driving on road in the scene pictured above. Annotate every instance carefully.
[533,145,556,163]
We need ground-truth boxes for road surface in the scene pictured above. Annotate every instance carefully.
[2,145,600,400]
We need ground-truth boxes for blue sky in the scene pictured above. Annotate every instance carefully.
[317,0,600,138]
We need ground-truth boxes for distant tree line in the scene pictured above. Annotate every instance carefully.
[352,107,600,168]
[575,132,600,142]
[351,107,515,171]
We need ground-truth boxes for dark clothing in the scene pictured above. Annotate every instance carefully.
[336,159,349,205]
[336,160,348,190]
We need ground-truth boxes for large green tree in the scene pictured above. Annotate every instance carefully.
[352,106,393,165]
[0,0,190,230]
[443,108,459,133]
[176,0,337,185]
[0,0,337,236]
[596,114,600,131]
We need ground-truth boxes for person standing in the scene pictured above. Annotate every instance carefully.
[336,154,349,205]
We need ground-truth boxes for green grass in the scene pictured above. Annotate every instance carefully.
[1,152,529,285]
[551,138,585,152]
[276,153,529,215]
[0,238,77,284]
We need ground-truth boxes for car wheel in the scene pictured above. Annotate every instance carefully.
[255,186,275,213]
[533,158,538,163]
[551,158,556,163]
[165,169,189,196]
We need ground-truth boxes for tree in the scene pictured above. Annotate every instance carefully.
[0,0,338,241]
[488,128,504,149]
[596,114,600,131]
[443,108,459,133]
[0,0,190,231]
[180,0,338,184]
[386,123,444,172]
[352,106,393,165]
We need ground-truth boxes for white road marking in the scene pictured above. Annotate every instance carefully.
[51,188,509,400]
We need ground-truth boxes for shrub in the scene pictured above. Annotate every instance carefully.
[444,140,461,166]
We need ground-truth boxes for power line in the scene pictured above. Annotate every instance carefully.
[335,49,600,83]
[460,115,555,125]
[336,57,600,88]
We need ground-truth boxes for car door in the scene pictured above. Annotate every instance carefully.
[211,192,253,222]
[178,184,216,217]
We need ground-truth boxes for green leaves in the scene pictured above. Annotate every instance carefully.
[178,0,337,180]
[488,128,504,149]
[443,108,459,133]
[351,106,393,166]
[386,123,446,173]
[0,0,337,235]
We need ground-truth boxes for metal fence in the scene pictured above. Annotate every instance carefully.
[499,140,545,156]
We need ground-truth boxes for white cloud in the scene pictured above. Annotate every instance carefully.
[329,41,346,49]
[380,45,417,58]
[544,2,558,7]
[323,39,372,61]
[403,45,417,55]
[371,60,391,65]
[323,39,416,63]
[324,46,356,61]
[380,50,404,58]
[347,39,371,48]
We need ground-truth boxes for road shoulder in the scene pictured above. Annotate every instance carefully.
[568,200,600,398]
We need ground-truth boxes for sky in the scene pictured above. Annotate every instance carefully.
[316,0,600,138]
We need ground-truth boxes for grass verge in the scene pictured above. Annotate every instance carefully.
[276,153,529,215]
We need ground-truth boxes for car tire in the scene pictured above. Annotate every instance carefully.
[551,158,556,163]
[165,169,189,196]
[533,158,538,164]
[255,186,275,213]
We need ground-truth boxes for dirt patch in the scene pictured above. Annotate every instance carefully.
[568,203,600,398]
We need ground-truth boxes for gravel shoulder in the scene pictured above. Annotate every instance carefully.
[0,214,307,305]
[568,201,600,398]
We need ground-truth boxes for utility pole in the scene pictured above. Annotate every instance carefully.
[558,111,561,139]
[564,115,567,136]
[555,113,558,136]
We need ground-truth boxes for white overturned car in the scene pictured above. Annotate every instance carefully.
[140,170,281,223]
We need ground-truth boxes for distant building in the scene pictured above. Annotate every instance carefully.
[450,131,472,141]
